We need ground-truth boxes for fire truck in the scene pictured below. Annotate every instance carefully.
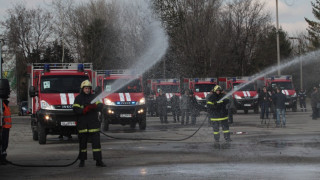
[184,78,217,107]
[147,79,181,112]
[266,75,297,111]
[28,63,94,144]
[96,70,146,131]
[219,76,259,114]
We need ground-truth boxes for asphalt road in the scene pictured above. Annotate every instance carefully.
[2,108,320,180]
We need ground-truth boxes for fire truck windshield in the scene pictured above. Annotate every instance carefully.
[41,75,89,93]
[104,79,142,93]
[233,83,255,91]
[194,84,216,92]
[157,85,179,93]
[271,82,293,90]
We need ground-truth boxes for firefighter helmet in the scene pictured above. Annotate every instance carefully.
[81,80,92,89]
[213,85,222,92]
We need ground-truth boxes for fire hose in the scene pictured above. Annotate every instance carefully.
[4,115,208,167]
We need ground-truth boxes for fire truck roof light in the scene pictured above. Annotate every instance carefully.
[78,64,84,72]
[195,78,198,82]
[232,77,236,82]
[173,79,177,83]
[105,70,110,77]
[210,78,214,82]
[157,79,160,83]
[271,76,275,80]
[286,76,290,80]
[44,64,50,72]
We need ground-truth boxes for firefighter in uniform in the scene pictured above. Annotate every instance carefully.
[298,88,307,112]
[206,85,231,143]
[1,99,11,164]
[73,80,106,167]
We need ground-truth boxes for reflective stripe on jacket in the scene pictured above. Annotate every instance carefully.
[3,103,12,128]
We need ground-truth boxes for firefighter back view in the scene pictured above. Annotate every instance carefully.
[73,80,106,167]
[206,85,231,143]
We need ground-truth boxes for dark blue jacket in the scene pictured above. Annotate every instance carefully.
[273,92,286,109]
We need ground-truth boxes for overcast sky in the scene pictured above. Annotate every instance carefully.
[0,0,315,36]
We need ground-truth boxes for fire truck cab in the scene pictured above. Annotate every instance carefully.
[266,75,297,112]
[185,78,217,108]
[222,76,259,114]
[148,79,181,111]
[28,63,94,144]
[96,70,146,131]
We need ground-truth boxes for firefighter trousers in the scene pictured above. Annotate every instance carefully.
[212,120,230,141]
[78,132,102,161]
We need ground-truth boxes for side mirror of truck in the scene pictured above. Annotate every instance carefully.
[94,86,102,95]
[29,86,38,97]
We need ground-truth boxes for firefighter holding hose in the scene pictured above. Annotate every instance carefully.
[206,85,232,143]
[73,80,106,167]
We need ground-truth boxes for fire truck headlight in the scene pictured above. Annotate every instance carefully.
[104,98,115,105]
[195,95,201,100]
[234,95,242,99]
[138,98,145,105]
[40,100,54,110]
[44,115,52,120]
[253,94,259,99]
[292,93,297,98]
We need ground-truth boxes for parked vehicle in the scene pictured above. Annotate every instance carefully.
[28,63,94,144]
[19,101,30,116]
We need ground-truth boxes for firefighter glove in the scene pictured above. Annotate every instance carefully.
[83,106,91,115]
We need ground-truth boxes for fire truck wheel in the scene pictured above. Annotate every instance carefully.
[130,121,137,129]
[244,109,248,114]
[32,129,39,141]
[139,117,146,130]
[38,122,47,144]
[103,119,109,131]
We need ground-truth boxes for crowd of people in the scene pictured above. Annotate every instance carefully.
[150,89,202,125]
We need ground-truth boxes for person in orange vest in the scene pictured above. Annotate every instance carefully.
[1,99,11,163]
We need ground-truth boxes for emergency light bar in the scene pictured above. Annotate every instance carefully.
[190,78,216,83]
[32,63,93,70]
[267,75,292,80]
[227,76,253,81]
[96,69,128,75]
[151,79,180,83]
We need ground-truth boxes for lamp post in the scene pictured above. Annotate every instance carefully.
[289,37,303,89]
[276,0,281,75]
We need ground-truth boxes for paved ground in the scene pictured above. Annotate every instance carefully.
[1,107,320,180]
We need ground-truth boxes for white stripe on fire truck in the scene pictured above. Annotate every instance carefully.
[170,93,173,98]
[60,93,67,105]
[68,93,75,104]
[247,91,251,97]
[166,93,170,99]
[204,92,208,97]
[243,91,247,97]
[119,93,125,101]
[125,93,131,101]
[285,90,289,95]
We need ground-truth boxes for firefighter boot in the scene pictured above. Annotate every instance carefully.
[224,133,232,142]
[96,160,106,167]
[79,160,85,167]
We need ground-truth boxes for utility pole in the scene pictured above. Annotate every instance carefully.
[276,0,281,75]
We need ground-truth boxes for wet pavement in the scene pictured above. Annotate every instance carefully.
[2,109,320,179]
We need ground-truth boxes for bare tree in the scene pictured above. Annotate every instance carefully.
[1,4,53,63]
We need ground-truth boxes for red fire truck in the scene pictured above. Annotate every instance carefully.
[219,76,259,114]
[28,63,94,144]
[266,75,297,111]
[147,79,181,111]
[184,78,217,107]
[96,70,146,131]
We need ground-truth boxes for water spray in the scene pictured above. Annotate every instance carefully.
[221,50,320,101]
[91,2,169,104]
